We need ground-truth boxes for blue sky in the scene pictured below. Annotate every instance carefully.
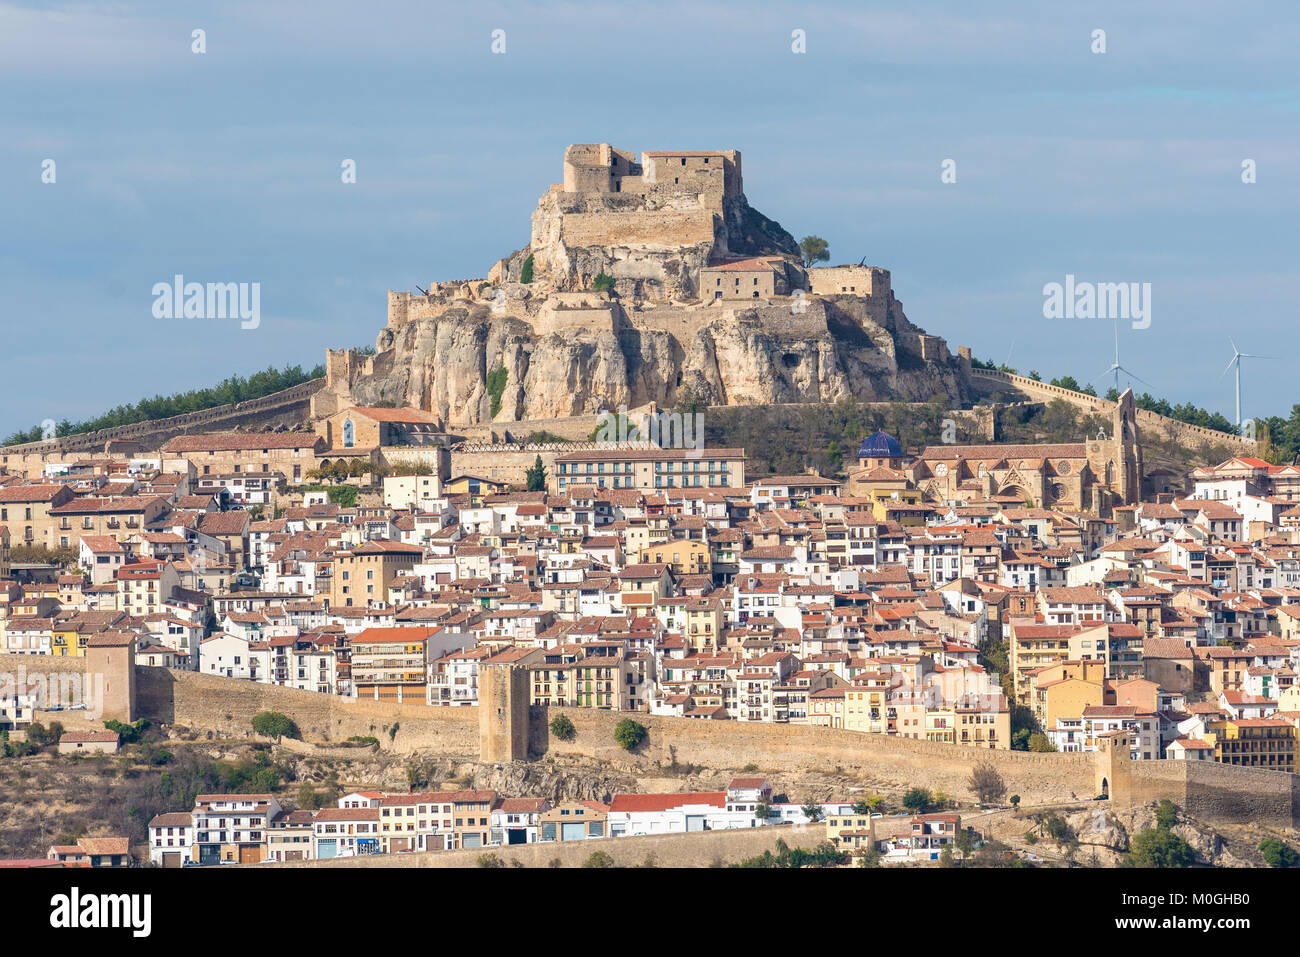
[2,0,1297,436]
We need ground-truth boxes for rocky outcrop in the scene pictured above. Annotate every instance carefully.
[318,142,971,425]
[1060,804,1254,867]
[345,293,969,426]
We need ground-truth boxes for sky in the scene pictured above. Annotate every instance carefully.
[2,0,1298,436]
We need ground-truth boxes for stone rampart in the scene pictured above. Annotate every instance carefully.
[132,667,1096,804]
[969,368,1252,451]
[0,379,323,469]
[24,660,1291,830]
[1125,759,1300,830]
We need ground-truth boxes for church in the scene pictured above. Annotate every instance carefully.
[906,391,1143,515]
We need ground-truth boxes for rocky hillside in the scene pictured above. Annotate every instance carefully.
[344,292,968,426]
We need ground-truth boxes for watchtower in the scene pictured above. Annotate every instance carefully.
[85,631,137,724]
[478,664,530,763]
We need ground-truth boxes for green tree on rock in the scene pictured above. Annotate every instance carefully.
[1259,839,1299,868]
[902,788,934,814]
[1127,826,1194,868]
[486,366,508,418]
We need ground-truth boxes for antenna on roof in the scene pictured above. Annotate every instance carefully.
[857,257,867,267]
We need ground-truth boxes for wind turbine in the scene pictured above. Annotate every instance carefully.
[1099,316,1151,395]
[1221,339,1278,429]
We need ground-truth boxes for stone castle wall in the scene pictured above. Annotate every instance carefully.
[1124,760,1300,830]
[560,210,716,249]
[0,379,323,473]
[135,668,477,752]
[131,666,1096,804]
[970,368,1253,451]
[19,659,1295,829]
[450,447,561,487]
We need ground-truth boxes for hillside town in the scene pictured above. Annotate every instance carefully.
[1,399,1298,783]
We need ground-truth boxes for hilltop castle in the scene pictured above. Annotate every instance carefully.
[314,143,971,427]
[379,143,896,323]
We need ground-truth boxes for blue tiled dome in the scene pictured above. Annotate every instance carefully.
[857,431,903,458]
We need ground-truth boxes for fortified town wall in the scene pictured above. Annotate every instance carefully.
[970,368,1255,452]
[10,658,1296,832]
[0,379,323,469]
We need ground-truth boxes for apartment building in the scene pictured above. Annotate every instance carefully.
[330,540,423,608]
[192,794,283,865]
[349,626,439,702]
[555,448,746,494]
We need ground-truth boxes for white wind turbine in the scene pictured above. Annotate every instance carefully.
[1221,339,1278,429]
[1099,316,1151,395]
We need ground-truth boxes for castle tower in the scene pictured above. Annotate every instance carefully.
[85,631,137,724]
[478,664,529,763]
[1095,729,1133,805]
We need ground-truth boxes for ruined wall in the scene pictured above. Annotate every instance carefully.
[807,266,890,298]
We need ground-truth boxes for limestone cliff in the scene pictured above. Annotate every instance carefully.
[336,292,968,426]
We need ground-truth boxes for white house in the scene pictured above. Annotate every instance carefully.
[383,474,444,512]
[312,807,381,859]
[490,797,547,845]
[147,811,194,867]
[192,794,282,866]
[606,792,759,836]
[199,632,253,680]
